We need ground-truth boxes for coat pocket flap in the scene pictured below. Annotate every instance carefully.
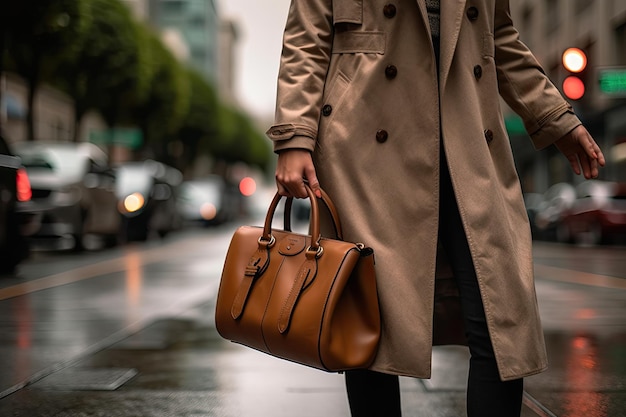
[333,32,386,54]
[333,0,363,25]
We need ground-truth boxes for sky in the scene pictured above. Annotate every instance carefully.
[218,0,291,120]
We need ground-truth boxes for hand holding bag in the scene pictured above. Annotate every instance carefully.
[215,185,381,372]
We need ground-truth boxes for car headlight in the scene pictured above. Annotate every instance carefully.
[200,203,217,220]
[120,192,146,213]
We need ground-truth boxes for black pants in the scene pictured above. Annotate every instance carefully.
[345,152,523,417]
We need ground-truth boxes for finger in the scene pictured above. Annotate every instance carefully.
[595,144,606,167]
[298,182,310,199]
[589,157,599,179]
[276,181,289,197]
[275,173,299,198]
[309,182,322,199]
[275,176,289,197]
[582,131,606,167]
[566,154,581,176]
[581,137,602,178]
[288,179,308,199]
[579,152,593,179]
[581,134,599,160]
[304,168,322,198]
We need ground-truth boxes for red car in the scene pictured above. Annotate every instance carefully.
[558,180,626,245]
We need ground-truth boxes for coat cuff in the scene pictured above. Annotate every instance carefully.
[266,123,317,153]
[530,109,582,150]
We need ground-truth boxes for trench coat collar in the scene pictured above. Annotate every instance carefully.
[420,0,466,91]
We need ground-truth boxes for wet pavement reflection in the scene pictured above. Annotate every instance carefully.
[0,227,624,416]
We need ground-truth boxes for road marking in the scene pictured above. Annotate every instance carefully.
[534,264,626,290]
[523,391,558,417]
[1,257,128,301]
[0,235,219,301]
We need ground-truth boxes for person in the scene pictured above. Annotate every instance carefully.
[267,1,605,416]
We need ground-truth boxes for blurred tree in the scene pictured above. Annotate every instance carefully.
[243,118,272,170]
[214,103,239,163]
[215,104,271,170]
[2,0,89,140]
[52,0,153,142]
[136,30,190,160]
[175,68,220,171]
[73,0,148,131]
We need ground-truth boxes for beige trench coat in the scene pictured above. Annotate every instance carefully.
[267,0,581,381]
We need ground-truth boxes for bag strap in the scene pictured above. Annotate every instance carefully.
[277,254,318,334]
[230,235,274,320]
[284,188,343,240]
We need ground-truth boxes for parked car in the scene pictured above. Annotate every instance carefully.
[557,180,626,245]
[0,135,34,272]
[177,175,242,226]
[115,160,182,241]
[13,141,120,251]
[533,182,577,241]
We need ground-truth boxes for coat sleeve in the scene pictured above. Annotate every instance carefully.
[266,0,334,153]
[494,0,581,150]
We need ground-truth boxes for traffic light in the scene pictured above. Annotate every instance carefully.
[561,48,587,100]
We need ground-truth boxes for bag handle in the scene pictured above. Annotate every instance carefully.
[283,188,343,240]
[263,185,343,253]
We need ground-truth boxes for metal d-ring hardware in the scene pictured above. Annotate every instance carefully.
[306,245,324,259]
[258,235,276,247]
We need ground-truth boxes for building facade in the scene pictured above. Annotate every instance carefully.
[508,0,626,191]
[123,0,237,102]
[147,0,220,84]
[0,73,106,147]
[217,19,239,105]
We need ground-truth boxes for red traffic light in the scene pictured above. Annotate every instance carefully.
[562,48,587,73]
[562,76,585,100]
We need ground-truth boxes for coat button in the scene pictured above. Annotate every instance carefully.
[385,65,398,79]
[467,7,479,21]
[322,104,333,117]
[376,130,389,143]
[473,65,483,79]
[484,129,494,144]
[383,4,397,18]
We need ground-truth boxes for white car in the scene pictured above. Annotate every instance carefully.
[13,141,120,250]
[177,176,242,226]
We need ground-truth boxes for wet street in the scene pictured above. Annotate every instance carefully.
[0,221,624,417]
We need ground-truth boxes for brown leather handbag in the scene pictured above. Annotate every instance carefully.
[215,185,380,372]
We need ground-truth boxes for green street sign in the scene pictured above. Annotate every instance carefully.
[89,128,143,149]
[598,67,626,97]
[504,114,526,136]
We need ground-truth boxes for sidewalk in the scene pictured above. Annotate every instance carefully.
[0,297,560,417]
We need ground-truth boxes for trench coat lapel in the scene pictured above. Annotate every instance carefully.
[439,0,467,91]
[415,0,431,37]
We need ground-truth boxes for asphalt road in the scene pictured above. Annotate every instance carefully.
[0,222,624,416]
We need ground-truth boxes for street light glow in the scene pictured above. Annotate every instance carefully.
[562,48,587,73]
